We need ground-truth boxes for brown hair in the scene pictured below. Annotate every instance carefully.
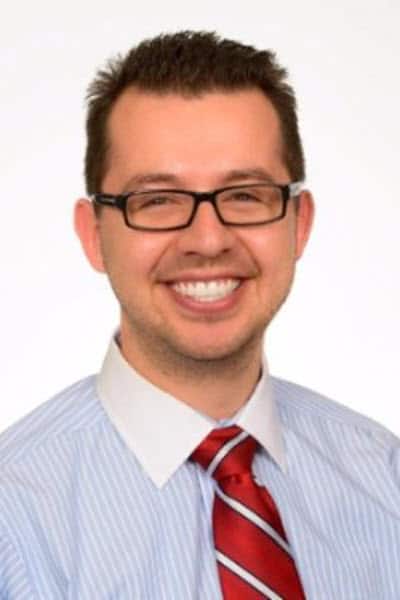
[85,31,305,194]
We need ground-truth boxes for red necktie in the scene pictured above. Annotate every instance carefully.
[191,425,306,599]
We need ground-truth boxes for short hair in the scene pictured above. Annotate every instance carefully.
[85,31,305,195]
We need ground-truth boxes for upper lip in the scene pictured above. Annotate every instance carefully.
[161,271,248,284]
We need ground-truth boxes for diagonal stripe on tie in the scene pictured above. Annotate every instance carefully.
[207,430,249,476]
[214,495,300,596]
[224,473,288,538]
[216,551,284,600]
[191,425,306,599]
[215,485,292,555]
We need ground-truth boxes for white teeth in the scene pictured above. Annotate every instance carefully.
[172,279,240,302]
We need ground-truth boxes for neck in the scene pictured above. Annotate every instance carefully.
[118,327,264,420]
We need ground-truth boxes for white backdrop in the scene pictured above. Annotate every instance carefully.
[1,0,399,434]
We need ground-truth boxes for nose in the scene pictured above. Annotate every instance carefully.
[175,200,236,258]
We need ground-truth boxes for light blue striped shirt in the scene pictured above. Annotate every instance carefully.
[1,339,400,599]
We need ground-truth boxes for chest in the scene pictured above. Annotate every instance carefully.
[15,462,400,599]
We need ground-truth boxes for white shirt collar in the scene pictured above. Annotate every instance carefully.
[96,338,287,488]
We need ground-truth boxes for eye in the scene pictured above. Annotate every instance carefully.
[227,190,263,203]
[234,192,259,201]
[133,192,185,211]
[140,195,172,208]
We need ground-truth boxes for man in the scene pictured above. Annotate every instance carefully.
[0,31,399,600]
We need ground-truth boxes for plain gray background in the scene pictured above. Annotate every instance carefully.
[1,0,399,433]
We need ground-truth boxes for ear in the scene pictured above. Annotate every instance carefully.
[74,199,106,272]
[295,190,315,260]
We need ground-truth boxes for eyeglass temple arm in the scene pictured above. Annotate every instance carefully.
[91,194,124,207]
[288,182,304,197]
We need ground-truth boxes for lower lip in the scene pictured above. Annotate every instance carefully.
[166,281,245,315]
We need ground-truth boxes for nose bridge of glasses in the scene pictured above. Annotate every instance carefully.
[189,190,226,225]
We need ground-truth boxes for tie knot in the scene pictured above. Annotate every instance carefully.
[191,425,258,481]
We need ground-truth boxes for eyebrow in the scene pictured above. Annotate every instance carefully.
[121,167,277,192]
[122,173,183,191]
[222,168,277,185]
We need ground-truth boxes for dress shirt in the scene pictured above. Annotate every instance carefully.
[0,338,400,599]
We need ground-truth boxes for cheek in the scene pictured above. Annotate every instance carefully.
[99,221,174,286]
[239,225,297,274]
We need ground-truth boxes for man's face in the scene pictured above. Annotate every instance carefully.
[76,88,313,367]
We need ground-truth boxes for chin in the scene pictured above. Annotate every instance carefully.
[168,328,264,365]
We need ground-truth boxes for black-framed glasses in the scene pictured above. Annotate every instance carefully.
[92,182,303,232]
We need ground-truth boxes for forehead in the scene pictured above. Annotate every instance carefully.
[104,87,287,190]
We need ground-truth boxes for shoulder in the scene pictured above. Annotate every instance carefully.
[0,376,111,568]
[0,375,105,468]
[271,376,399,451]
[270,378,400,525]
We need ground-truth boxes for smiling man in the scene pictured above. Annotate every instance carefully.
[77,87,312,420]
[1,31,399,600]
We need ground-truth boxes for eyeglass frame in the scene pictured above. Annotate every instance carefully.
[91,181,304,232]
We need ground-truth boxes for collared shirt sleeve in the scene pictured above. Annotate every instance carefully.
[0,526,35,599]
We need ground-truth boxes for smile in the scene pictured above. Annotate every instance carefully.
[171,279,241,303]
